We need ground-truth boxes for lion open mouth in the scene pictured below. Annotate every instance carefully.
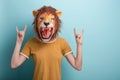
[40,27,53,39]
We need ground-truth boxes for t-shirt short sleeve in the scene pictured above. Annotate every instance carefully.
[61,39,72,56]
[21,40,31,59]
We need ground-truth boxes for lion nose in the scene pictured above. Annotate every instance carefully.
[44,22,49,27]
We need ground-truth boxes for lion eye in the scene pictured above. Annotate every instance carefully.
[51,18,55,20]
[40,17,44,20]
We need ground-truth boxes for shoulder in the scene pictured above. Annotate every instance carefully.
[25,37,38,45]
[27,37,35,42]
[57,37,68,44]
[57,37,66,42]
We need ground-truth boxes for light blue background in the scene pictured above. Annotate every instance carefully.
[0,0,120,80]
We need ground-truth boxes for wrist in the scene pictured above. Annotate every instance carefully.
[77,43,82,47]
[16,41,22,46]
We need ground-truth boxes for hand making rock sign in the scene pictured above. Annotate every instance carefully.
[16,25,27,43]
[74,28,84,45]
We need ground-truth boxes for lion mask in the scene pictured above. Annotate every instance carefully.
[33,6,62,42]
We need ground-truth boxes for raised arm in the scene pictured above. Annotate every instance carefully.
[65,28,84,71]
[11,25,27,68]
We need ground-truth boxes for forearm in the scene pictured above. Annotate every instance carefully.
[11,41,22,68]
[75,44,82,70]
[11,26,27,68]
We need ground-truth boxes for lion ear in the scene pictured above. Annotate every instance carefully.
[33,10,38,17]
[56,10,62,18]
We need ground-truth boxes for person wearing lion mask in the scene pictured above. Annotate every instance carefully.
[11,6,84,80]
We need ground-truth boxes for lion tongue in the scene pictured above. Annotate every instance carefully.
[42,28,51,38]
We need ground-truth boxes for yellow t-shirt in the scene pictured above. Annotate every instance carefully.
[21,37,72,80]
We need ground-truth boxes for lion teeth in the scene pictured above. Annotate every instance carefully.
[49,28,51,31]
[42,28,44,31]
